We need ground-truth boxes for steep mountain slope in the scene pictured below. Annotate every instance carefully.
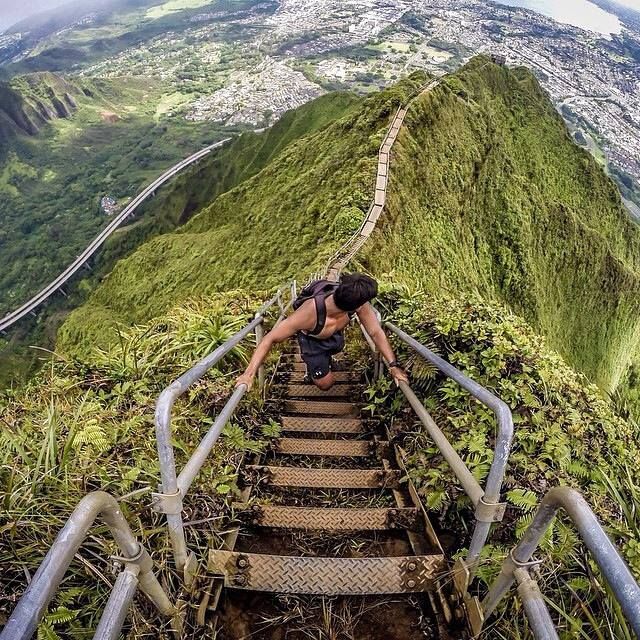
[358,58,640,392]
[59,58,640,400]
[0,72,85,144]
[59,77,421,355]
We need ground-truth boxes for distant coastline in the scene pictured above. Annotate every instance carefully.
[493,0,622,34]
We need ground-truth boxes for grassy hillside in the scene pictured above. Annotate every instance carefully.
[357,58,640,393]
[59,77,423,356]
[60,58,640,399]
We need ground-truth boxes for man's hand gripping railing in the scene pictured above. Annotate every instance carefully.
[360,316,514,569]
[0,492,175,640]
[153,284,293,580]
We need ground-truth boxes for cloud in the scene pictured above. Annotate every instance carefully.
[0,0,75,32]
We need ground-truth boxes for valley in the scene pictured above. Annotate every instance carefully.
[2,0,640,323]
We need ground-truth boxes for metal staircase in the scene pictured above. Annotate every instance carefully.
[3,290,640,639]
[208,346,446,600]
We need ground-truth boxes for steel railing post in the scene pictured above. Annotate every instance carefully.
[93,568,140,640]
[155,386,190,574]
[255,314,265,392]
[514,568,560,640]
[0,492,174,640]
[483,487,640,637]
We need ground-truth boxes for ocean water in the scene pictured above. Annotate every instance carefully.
[494,0,622,35]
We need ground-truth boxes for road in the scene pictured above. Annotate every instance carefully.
[0,138,232,333]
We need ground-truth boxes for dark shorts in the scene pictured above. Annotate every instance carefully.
[297,331,345,379]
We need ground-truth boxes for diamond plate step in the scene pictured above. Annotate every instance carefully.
[287,371,357,383]
[243,465,400,489]
[281,416,364,433]
[282,353,304,363]
[284,400,359,416]
[285,384,355,398]
[292,362,307,372]
[208,551,444,594]
[233,504,420,531]
[274,438,379,457]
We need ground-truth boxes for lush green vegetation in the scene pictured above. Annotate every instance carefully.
[0,72,227,317]
[0,291,281,636]
[357,58,640,394]
[5,57,640,638]
[58,77,423,356]
[61,59,640,401]
[369,285,640,638]
[0,89,361,388]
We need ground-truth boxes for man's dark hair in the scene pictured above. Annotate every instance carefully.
[334,273,378,312]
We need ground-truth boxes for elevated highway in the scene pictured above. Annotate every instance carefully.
[0,138,231,333]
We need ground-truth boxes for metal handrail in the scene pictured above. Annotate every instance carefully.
[483,487,640,638]
[0,492,175,640]
[383,321,514,566]
[153,285,291,576]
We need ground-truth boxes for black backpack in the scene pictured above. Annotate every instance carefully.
[293,279,339,336]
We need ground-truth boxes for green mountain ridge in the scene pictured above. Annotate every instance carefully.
[5,56,640,638]
[58,57,640,402]
[0,72,86,143]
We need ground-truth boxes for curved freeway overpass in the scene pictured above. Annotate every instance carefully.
[0,138,231,333]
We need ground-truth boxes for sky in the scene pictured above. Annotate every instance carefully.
[1,0,640,34]
[0,0,73,32]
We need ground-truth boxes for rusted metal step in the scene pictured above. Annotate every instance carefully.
[282,353,304,363]
[280,416,364,433]
[289,362,350,373]
[243,465,400,489]
[274,437,380,457]
[208,550,444,594]
[233,504,420,531]
[285,384,356,398]
[287,371,357,384]
[284,400,359,416]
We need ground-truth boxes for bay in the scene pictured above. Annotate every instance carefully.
[493,0,622,35]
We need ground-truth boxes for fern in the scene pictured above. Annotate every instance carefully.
[507,488,539,513]
[37,622,60,640]
[46,607,78,625]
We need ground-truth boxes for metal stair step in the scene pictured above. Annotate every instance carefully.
[284,400,359,416]
[274,437,380,457]
[283,353,304,363]
[233,504,420,531]
[281,416,364,433]
[289,362,351,373]
[243,465,400,489]
[285,384,356,398]
[208,550,444,594]
[287,371,357,383]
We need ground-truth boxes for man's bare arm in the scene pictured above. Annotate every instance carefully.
[236,304,314,388]
[357,303,408,383]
